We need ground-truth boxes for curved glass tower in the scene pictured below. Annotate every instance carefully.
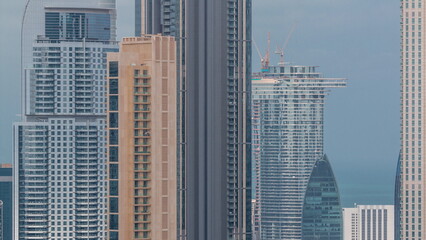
[301,155,342,240]
[395,153,401,240]
[252,64,345,239]
[14,0,117,239]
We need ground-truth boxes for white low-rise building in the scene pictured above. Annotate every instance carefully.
[343,205,394,240]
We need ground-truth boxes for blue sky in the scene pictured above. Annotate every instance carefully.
[0,0,400,207]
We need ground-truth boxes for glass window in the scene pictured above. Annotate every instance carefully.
[109,180,118,196]
[109,147,118,162]
[109,215,118,230]
[109,62,118,77]
[109,113,118,128]
[109,78,118,94]
[109,164,118,180]
[109,197,118,213]
[109,232,118,240]
[109,130,118,145]
[109,96,118,111]
[45,12,111,40]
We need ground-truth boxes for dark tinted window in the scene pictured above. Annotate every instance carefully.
[109,130,118,145]
[45,12,111,40]
[109,147,118,162]
[109,215,118,230]
[109,113,118,128]
[109,62,118,77]
[109,164,118,179]
[109,197,118,213]
[109,96,118,111]
[109,78,118,94]
[109,231,118,240]
[109,180,118,196]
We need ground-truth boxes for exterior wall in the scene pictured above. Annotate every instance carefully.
[0,200,3,240]
[252,65,345,240]
[185,1,252,239]
[16,0,118,239]
[135,0,142,36]
[23,42,117,117]
[136,1,252,240]
[343,208,359,240]
[343,205,394,240]
[301,156,342,240]
[135,0,175,36]
[0,165,12,240]
[252,199,260,240]
[398,1,425,240]
[15,119,108,240]
[21,0,117,111]
[106,35,177,240]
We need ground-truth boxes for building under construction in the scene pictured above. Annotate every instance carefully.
[252,57,346,239]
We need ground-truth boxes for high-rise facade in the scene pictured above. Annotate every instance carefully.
[135,0,179,37]
[252,64,345,239]
[397,1,426,240]
[0,200,3,240]
[0,164,12,240]
[136,1,252,240]
[135,0,175,37]
[301,155,342,240]
[14,0,117,239]
[252,199,260,240]
[343,205,394,240]
[106,35,177,240]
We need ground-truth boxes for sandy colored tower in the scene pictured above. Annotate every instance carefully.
[397,1,426,239]
[106,35,177,240]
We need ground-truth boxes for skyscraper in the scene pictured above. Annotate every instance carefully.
[106,35,177,240]
[252,199,260,240]
[302,155,342,240]
[0,164,12,240]
[0,200,3,240]
[252,63,345,239]
[134,0,179,37]
[136,1,252,240]
[343,205,394,240]
[397,1,426,240]
[14,0,117,239]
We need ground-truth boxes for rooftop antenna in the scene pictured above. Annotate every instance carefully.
[275,23,297,66]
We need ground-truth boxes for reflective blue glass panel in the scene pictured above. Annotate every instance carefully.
[302,155,343,240]
[45,12,111,40]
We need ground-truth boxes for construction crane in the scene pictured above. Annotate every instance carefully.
[253,25,296,72]
[275,23,297,66]
[253,32,271,72]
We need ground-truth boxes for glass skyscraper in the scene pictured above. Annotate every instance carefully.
[301,155,342,240]
[135,1,252,239]
[395,153,401,240]
[0,164,12,240]
[252,64,345,239]
[14,0,117,239]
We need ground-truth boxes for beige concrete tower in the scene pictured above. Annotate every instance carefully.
[398,0,426,239]
[106,35,177,240]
